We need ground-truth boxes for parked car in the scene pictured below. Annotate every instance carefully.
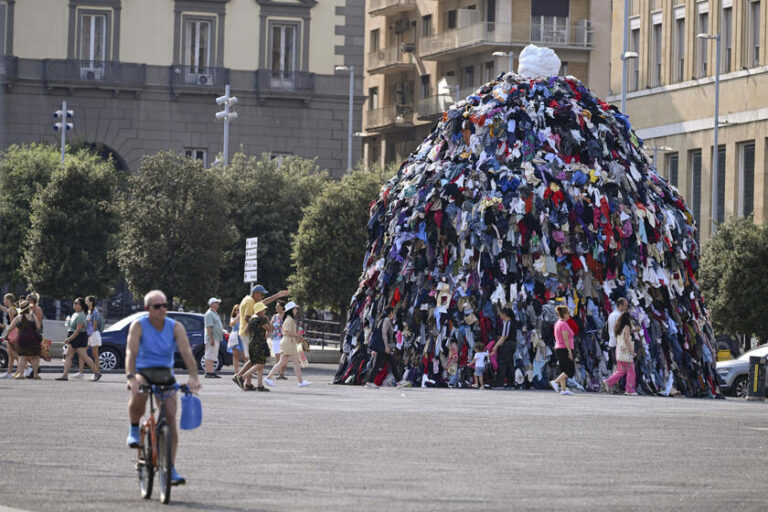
[95,311,231,371]
[716,344,768,398]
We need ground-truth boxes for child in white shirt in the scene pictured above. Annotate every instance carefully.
[472,342,488,389]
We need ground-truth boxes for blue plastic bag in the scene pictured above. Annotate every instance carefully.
[180,392,202,430]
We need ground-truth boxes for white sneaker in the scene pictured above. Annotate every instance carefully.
[365,382,378,389]
[549,380,560,392]
[298,381,312,388]
[264,378,275,387]
[0,372,10,379]
[72,372,84,380]
[560,389,574,395]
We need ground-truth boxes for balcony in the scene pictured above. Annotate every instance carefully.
[366,103,414,131]
[170,65,229,92]
[255,70,314,100]
[525,17,593,48]
[42,59,146,90]
[419,22,511,61]
[416,94,455,120]
[367,46,416,74]
[368,0,416,16]
[0,55,18,86]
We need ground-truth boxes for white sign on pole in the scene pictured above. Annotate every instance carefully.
[244,259,258,271]
[244,236,258,283]
[245,248,258,260]
[244,270,259,282]
[245,237,259,250]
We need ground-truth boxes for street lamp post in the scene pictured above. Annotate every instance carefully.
[620,51,638,113]
[651,145,675,168]
[492,51,515,73]
[698,32,721,235]
[335,65,355,172]
[215,84,238,166]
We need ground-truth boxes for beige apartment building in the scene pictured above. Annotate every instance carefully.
[608,0,768,240]
[0,0,365,175]
[361,0,611,167]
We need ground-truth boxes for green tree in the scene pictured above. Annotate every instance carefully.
[116,151,236,309]
[22,150,124,297]
[288,165,392,314]
[217,154,329,307]
[700,217,768,344]
[0,143,60,286]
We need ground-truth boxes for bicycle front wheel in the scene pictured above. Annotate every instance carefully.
[137,424,154,499]
[157,423,173,504]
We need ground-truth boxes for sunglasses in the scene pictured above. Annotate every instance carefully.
[150,303,168,310]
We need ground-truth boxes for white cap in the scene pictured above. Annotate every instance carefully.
[284,301,297,312]
[208,297,221,306]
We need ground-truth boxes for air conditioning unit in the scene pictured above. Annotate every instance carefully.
[197,73,214,85]
[80,66,105,80]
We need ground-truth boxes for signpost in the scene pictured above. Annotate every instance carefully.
[244,237,258,288]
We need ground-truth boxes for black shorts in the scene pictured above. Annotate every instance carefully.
[137,367,176,386]
[69,331,88,349]
[555,348,575,378]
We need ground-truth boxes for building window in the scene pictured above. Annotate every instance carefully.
[738,142,755,217]
[667,153,679,187]
[368,87,379,110]
[675,17,685,82]
[420,75,430,98]
[370,29,379,52]
[0,2,6,55]
[485,61,495,81]
[184,148,208,166]
[559,61,568,76]
[629,28,639,91]
[447,10,457,30]
[748,0,760,67]
[68,1,120,61]
[79,13,107,64]
[421,15,432,38]
[721,6,732,72]
[715,146,726,224]
[184,18,212,76]
[271,24,297,78]
[697,11,708,77]
[690,149,702,229]
[651,23,662,87]
[486,0,496,23]
[463,65,474,89]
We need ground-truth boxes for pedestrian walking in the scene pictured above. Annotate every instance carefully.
[471,342,489,389]
[490,308,516,387]
[363,307,403,388]
[56,297,101,381]
[549,305,575,396]
[270,301,287,379]
[264,302,312,388]
[203,298,224,378]
[239,303,271,391]
[84,296,105,373]
[0,293,18,378]
[606,298,628,369]
[7,300,42,379]
[228,304,245,374]
[232,285,289,390]
[602,311,638,395]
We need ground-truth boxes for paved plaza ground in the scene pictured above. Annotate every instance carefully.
[0,364,767,511]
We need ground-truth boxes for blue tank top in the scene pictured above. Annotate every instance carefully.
[136,316,177,369]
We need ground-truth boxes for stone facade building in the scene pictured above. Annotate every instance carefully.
[608,0,768,240]
[361,0,611,167]
[0,0,364,176]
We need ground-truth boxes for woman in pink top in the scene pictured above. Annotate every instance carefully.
[550,305,575,395]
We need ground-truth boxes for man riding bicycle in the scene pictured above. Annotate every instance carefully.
[125,290,201,485]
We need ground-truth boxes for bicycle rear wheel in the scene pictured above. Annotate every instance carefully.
[157,423,173,504]
[137,424,154,499]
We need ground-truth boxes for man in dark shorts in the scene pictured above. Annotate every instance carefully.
[125,290,201,485]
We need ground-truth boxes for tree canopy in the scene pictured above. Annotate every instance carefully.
[700,217,768,342]
[115,151,236,309]
[288,166,391,314]
[22,149,124,297]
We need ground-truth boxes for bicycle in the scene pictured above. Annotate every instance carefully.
[135,382,188,504]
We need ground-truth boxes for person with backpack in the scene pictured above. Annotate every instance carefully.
[365,307,404,388]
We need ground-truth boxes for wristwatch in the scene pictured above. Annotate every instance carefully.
[126,373,135,380]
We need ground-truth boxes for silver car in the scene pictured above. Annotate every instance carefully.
[717,344,768,398]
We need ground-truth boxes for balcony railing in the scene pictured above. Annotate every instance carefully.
[366,104,414,130]
[0,55,18,84]
[42,59,146,87]
[170,65,229,89]
[419,22,511,59]
[526,17,593,47]
[416,94,455,119]
[367,46,416,72]
[255,70,315,93]
[368,0,417,16]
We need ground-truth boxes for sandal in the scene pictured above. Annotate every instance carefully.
[256,386,270,392]
[244,383,257,391]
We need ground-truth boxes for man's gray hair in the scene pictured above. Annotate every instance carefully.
[144,290,167,307]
